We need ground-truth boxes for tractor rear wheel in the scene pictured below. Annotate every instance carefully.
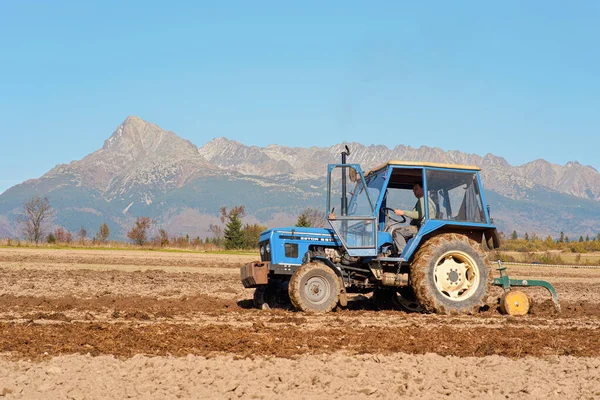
[411,233,491,314]
[288,262,340,313]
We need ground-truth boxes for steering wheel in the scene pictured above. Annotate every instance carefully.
[382,207,406,224]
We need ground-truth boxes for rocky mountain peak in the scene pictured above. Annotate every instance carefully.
[197,137,245,158]
[41,116,212,198]
[197,137,282,174]
[101,116,198,159]
[481,153,510,168]
[104,116,152,149]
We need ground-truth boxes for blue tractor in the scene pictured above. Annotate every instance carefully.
[241,148,503,314]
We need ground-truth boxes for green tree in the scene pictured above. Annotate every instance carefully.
[511,230,518,240]
[242,223,266,248]
[221,206,246,249]
[579,235,584,242]
[559,232,565,243]
[524,232,529,241]
[296,213,311,227]
[47,233,56,244]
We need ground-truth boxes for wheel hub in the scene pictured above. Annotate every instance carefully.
[447,269,460,283]
[434,252,480,301]
[500,290,530,316]
[304,276,330,305]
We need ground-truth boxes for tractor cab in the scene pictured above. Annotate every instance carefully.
[326,161,500,261]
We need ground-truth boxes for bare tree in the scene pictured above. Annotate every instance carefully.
[19,196,53,245]
[158,228,169,247]
[219,205,245,223]
[299,207,327,228]
[127,217,152,246]
[54,227,67,243]
[95,222,110,243]
[77,226,87,245]
[209,224,223,243]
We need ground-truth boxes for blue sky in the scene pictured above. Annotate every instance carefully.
[1,1,599,194]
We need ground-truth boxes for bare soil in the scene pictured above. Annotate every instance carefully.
[1,247,600,399]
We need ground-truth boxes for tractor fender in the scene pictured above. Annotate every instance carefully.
[484,228,501,249]
[308,256,348,307]
[310,256,343,278]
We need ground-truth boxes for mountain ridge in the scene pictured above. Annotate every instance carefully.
[1,115,599,239]
[198,135,600,202]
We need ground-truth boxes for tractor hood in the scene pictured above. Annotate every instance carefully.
[259,226,341,245]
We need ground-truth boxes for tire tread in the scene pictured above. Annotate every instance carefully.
[410,233,491,314]
[289,262,340,313]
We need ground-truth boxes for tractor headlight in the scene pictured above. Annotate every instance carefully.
[260,245,265,256]
[266,243,271,253]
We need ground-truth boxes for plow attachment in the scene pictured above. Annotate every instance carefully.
[492,261,561,315]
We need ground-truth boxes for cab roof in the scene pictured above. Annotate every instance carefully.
[365,160,481,177]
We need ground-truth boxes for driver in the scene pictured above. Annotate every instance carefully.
[391,183,436,254]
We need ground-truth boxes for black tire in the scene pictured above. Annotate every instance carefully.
[253,285,269,309]
[288,262,340,313]
[253,281,291,310]
[411,233,491,314]
[373,287,424,313]
[391,287,424,312]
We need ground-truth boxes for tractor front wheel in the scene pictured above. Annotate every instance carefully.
[253,280,291,310]
[411,233,491,314]
[289,262,340,313]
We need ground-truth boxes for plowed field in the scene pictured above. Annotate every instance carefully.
[1,248,599,399]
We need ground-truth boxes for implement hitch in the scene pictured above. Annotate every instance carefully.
[492,261,561,315]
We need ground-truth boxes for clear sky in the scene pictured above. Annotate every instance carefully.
[1,1,599,194]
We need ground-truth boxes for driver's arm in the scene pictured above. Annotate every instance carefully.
[395,205,421,220]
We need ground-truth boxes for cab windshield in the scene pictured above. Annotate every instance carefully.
[348,168,390,216]
[328,165,376,217]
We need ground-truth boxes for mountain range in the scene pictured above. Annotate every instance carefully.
[1,115,599,240]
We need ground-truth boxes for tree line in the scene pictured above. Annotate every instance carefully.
[501,230,600,253]
[14,196,600,253]
[11,196,327,250]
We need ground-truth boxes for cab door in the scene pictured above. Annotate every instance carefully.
[326,164,377,257]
